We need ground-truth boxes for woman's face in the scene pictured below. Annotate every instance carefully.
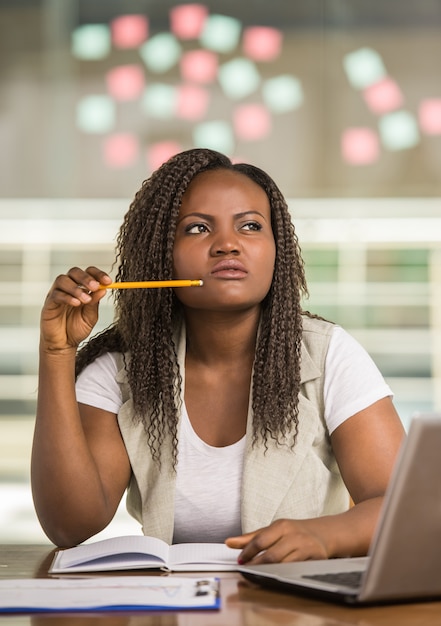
[172,168,276,313]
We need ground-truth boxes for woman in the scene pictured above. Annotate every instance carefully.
[31,148,405,563]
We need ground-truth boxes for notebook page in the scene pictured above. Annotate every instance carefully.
[52,535,169,570]
[170,543,240,569]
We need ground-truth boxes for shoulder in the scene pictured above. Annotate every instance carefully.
[75,351,123,414]
[300,315,335,371]
[77,351,120,379]
[324,327,392,433]
[301,315,335,338]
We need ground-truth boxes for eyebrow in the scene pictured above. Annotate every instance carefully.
[177,210,269,223]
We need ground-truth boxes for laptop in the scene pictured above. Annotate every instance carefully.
[238,413,441,605]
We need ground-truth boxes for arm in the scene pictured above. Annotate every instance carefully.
[226,396,405,563]
[31,267,131,547]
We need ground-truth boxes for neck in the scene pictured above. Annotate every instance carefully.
[183,308,261,365]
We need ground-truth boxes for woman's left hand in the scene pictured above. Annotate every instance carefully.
[226,518,330,564]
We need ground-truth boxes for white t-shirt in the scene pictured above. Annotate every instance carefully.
[75,325,392,541]
[172,404,245,543]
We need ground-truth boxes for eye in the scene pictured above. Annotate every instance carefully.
[185,222,210,234]
[241,221,262,232]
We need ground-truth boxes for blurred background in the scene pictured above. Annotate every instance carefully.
[0,0,440,543]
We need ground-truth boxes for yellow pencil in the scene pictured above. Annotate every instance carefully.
[98,279,203,290]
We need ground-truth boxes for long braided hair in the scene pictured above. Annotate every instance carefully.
[76,148,309,464]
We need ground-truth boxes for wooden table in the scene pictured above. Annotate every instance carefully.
[1,544,441,624]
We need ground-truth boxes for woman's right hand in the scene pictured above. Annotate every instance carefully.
[40,266,112,352]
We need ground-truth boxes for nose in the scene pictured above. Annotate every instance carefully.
[210,227,241,256]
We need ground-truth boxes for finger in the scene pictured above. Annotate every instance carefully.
[84,266,112,289]
[65,266,112,291]
[225,530,259,549]
[65,267,101,294]
[238,523,328,565]
[46,279,94,310]
[245,537,302,565]
[234,528,280,564]
[233,520,306,564]
[52,280,93,307]
[51,268,109,305]
[69,284,107,308]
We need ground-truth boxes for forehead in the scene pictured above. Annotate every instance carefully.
[181,168,270,211]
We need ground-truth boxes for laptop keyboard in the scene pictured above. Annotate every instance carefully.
[302,570,363,589]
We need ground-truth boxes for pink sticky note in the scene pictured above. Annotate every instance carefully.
[147,141,183,171]
[242,26,283,62]
[180,49,218,84]
[341,128,380,165]
[419,98,441,134]
[169,4,208,39]
[111,15,149,48]
[362,77,403,114]
[103,133,139,168]
[233,104,271,141]
[176,84,210,120]
[106,65,145,101]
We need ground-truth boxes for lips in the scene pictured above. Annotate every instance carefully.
[210,259,248,278]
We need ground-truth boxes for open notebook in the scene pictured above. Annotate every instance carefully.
[238,413,441,605]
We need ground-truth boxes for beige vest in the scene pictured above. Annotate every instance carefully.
[115,316,349,542]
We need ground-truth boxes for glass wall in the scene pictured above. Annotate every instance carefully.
[1,0,440,542]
